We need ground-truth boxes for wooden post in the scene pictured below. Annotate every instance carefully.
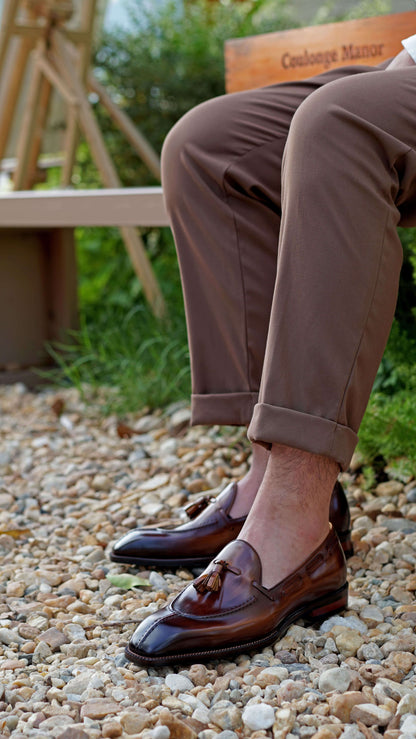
[50,28,166,318]
[26,74,52,188]
[37,53,77,103]
[89,74,161,181]
[13,40,46,190]
[61,0,97,186]
[0,0,20,80]
[60,112,78,185]
[0,33,34,161]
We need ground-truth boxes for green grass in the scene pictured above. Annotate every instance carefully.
[356,320,416,474]
[44,309,190,415]
[40,225,191,415]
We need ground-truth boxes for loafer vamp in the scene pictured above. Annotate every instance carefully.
[127,530,348,663]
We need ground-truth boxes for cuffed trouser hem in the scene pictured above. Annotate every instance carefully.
[191,392,259,427]
[247,403,358,472]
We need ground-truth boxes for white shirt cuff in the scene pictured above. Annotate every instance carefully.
[402,34,416,64]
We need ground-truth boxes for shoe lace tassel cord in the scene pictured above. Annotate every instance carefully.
[184,495,215,519]
[193,560,240,594]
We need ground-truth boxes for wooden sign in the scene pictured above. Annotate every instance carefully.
[225,11,416,92]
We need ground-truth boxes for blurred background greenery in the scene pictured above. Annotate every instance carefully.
[46,0,416,475]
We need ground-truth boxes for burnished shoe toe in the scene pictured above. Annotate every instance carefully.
[111,528,172,564]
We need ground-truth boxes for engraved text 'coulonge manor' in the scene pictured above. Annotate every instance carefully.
[281,43,385,70]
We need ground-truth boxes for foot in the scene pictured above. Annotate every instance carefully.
[238,443,340,588]
[109,477,352,568]
[125,527,348,666]
[227,442,269,518]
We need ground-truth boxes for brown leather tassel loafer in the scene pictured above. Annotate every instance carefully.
[110,480,353,568]
[125,525,348,666]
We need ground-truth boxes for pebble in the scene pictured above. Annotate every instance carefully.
[165,673,194,692]
[149,571,170,592]
[396,692,416,715]
[375,481,404,496]
[340,727,365,739]
[242,703,275,730]
[256,666,289,686]
[38,627,69,650]
[274,679,306,703]
[328,692,368,723]
[6,581,25,597]
[32,640,52,663]
[102,721,122,738]
[56,729,89,739]
[119,710,149,734]
[209,701,243,731]
[350,703,393,726]
[356,642,383,660]
[335,630,364,657]
[359,605,384,626]
[401,715,416,733]
[1,385,416,739]
[377,678,414,701]
[80,700,121,720]
[150,728,170,739]
[319,668,353,693]
[159,708,197,738]
[0,628,23,646]
[320,615,367,634]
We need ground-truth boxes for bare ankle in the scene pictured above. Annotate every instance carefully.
[229,443,269,518]
[238,444,339,587]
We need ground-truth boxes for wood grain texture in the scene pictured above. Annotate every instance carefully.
[225,11,416,92]
[0,188,169,228]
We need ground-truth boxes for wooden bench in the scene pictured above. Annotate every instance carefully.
[0,187,168,381]
[225,10,415,91]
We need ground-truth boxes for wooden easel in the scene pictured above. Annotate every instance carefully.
[0,0,166,318]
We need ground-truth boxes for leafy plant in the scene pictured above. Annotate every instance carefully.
[106,574,150,589]
[74,0,298,187]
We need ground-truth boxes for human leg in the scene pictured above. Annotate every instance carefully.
[126,65,416,663]
[242,65,416,585]
[161,64,382,428]
[161,63,380,511]
[247,65,416,469]
[112,68,374,568]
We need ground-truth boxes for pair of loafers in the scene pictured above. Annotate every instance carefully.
[110,480,352,665]
[111,479,353,568]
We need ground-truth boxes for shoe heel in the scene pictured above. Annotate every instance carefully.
[304,583,348,623]
[338,530,354,559]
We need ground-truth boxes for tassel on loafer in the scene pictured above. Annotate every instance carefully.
[125,524,348,666]
[110,479,353,568]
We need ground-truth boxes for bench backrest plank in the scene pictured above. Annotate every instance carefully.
[225,11,416,92]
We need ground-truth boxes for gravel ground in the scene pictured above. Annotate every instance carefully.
[0,383,416,739]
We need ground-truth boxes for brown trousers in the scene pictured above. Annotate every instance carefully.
[161,61,416,471]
